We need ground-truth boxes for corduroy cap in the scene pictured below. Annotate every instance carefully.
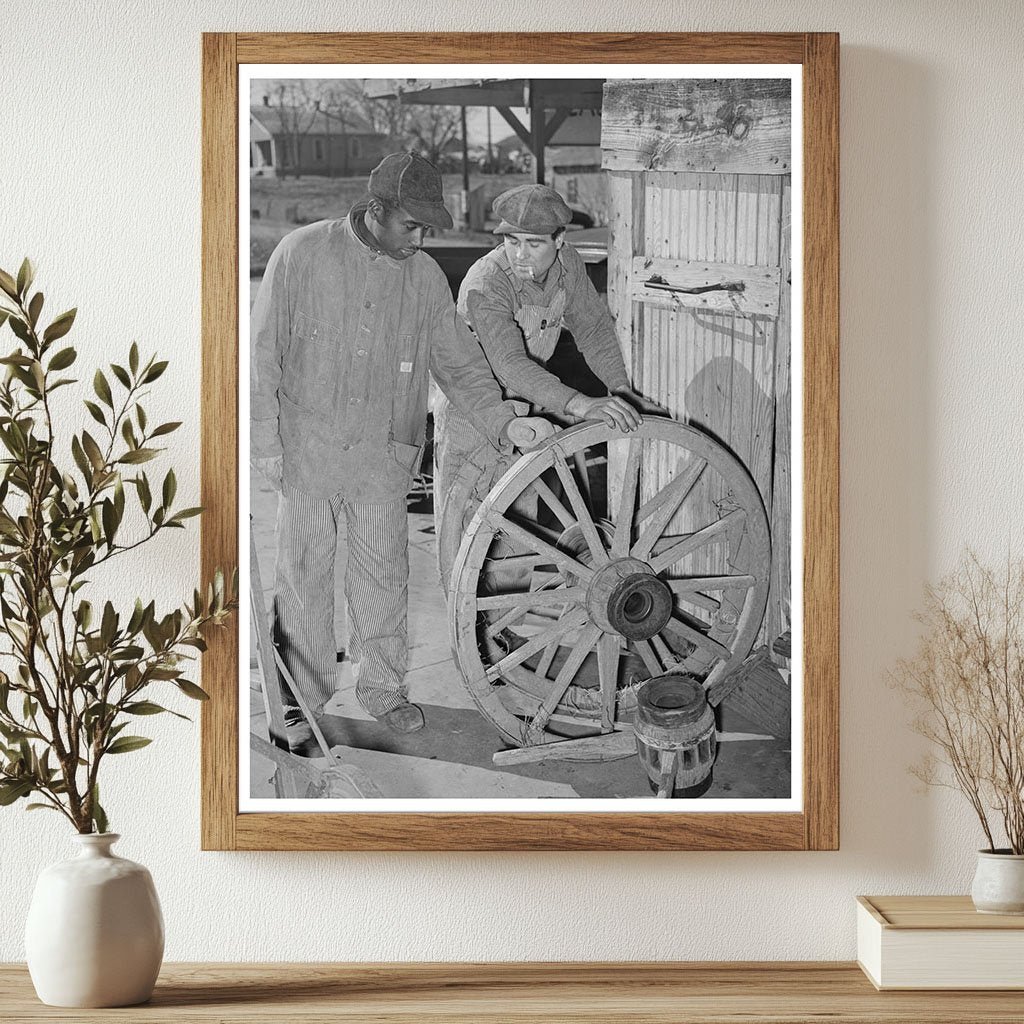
[367,152,454,230]
[492,185,572,235]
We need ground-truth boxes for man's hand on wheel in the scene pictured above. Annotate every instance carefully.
[612,386,668,418]
[506,416,556,450]
[251,455,283,490]
[565,392,643,432]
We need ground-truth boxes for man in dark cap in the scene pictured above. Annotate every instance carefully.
[251,153,553,742]
[434,183,654,592]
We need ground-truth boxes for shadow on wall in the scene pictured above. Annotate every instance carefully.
[838,47,937,872]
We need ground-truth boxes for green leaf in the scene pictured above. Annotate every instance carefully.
[101,498,117,546]
[42,308,76,344]
[136,404,147,432]
[48,346,77,372]
[162,468,176,509]
[81,431,105,472]
[105,736,152,755]
[149,421,182,438]
[26,803,61,813]
[142,361,168,383]
[93,369,113,409]
[110,363,131,389]
[129,342,139,375]
[8,317,31,345]
[135,473,152,513]
[100,601,117,647]
[124,701,169,716]
[71,435,91,482]
[91,785,108,834]
[176,679,210,701]
[168,507,203,524]
[121,418,137,450]
[16,258,34,299]
[83,400,107,427]
[0,269,18,300]
[118,448,158,465]
[0,779,33,805]
[27,292,43,328]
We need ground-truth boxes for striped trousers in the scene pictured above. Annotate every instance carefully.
[273,485,409,717]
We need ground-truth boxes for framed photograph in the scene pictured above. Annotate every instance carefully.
[201,32,838,851]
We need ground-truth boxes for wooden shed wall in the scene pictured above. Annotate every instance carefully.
[605,156,791,650]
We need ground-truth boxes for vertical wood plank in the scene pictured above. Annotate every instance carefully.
[801,32,840,851]
[200,32,239,851]
[606,170,643,513]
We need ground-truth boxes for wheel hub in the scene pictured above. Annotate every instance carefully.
[586,557,673,640]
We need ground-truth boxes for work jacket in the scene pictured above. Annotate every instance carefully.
[458,242,631,416]
[251,208,517,501]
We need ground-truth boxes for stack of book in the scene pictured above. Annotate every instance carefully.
[857,895,1024,990]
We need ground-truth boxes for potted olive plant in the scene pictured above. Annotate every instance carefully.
[895,552,1024,914]
[0,260,236,1005]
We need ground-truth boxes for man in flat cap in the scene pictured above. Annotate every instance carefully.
[251,153,553,742]
[433,183,654,592]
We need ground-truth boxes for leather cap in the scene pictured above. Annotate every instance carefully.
[367,152,453,230]
[492,185,572,235]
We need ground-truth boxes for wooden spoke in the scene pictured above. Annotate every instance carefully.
[597,632,621,732]
[475,586,586,612]
[631,638,664,678]
[484,552,550,575]
[611,436,642,557]
[529,622,604,734]
[631,457,707,561]
[665,574,755,592]
[663,614,732,660]
[552,449,608,565]
[504,514,563,545]
[666,586,721,614]
[572,450,593,506]
[649,510,744,574]
[484,604,531,639]
[530,476,575,531]
[484,607,589,682]
[651,633,680,672]
[491,513,595,583]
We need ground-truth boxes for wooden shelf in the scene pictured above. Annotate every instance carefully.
[2,962,1023,1022]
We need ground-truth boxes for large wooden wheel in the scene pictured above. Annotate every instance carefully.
[449,417,771,751]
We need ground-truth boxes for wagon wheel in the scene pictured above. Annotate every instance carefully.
[449,417,771,751]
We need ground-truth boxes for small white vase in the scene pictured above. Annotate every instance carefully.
[24,833,164,1007]
[971,849,1024,915]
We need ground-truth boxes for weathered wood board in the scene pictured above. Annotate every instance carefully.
[602,78,791,175]
[632,256,781,318]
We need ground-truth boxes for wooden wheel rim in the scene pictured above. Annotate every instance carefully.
[449,417,771,749]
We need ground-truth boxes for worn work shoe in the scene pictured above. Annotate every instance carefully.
[382,701,425,734]
[283,709,318,757]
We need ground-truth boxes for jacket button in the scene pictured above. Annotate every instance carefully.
[341,444,351,451]
[357,349,367,356]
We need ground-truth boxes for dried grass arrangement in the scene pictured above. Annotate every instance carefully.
[894,552,1024,854]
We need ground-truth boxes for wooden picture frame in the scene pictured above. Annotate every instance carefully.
[201,32,838,851]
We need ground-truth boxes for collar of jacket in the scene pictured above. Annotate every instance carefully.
[346,201,408,266]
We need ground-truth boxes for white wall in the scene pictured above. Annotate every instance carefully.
[3,1,1022,962]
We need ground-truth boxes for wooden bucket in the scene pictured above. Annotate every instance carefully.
[634,674,716,797]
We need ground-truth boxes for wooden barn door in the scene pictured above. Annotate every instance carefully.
[603,79,792,651]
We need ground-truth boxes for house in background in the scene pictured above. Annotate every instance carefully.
[250,100,388,178]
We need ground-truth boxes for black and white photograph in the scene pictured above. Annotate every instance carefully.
[240,66,801,810]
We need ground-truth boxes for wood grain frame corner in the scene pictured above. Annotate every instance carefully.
[199,31,839,852]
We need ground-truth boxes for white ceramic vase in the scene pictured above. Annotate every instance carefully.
[24,833,164,1007]
[971,849,1024,915]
